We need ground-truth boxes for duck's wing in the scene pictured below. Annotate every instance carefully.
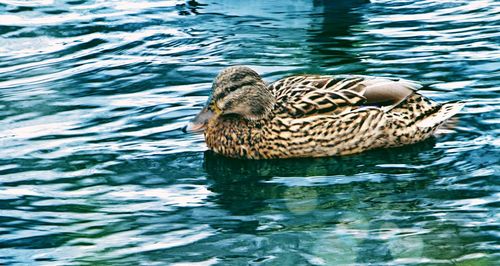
[268,75,422,117]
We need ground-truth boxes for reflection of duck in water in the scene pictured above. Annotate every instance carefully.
[202,141,441,231]
[184,66,463,159]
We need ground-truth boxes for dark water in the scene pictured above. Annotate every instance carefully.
[0,0,499,265]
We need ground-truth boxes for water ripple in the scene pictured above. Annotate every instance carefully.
[0,0,499,264]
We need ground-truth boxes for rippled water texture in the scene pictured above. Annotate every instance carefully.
[0,0,499,265]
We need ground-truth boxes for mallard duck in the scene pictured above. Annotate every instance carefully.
[184,66,463,159]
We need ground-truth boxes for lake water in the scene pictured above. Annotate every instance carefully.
[0,0,499,265]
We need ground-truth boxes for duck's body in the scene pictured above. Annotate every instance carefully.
[186,67,463,159]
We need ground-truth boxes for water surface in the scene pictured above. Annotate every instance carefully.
[0,0,499,265]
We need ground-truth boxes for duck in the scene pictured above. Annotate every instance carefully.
[183,66,463,159]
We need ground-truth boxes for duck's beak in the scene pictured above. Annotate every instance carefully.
[182,106,214,133]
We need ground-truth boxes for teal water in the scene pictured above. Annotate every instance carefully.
[0,0,499,265]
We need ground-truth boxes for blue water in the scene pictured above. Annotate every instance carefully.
[0,0,499,265]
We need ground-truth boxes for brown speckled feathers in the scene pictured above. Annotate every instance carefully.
[190,66,464,159]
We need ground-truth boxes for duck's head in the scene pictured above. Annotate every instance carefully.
[183,66,275,133]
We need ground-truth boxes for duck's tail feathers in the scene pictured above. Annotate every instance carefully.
[416,101,465,128]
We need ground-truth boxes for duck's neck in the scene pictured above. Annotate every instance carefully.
[205,115,268,159]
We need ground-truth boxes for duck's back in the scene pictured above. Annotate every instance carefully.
[268,74,422,117]
[257,75,464,157]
